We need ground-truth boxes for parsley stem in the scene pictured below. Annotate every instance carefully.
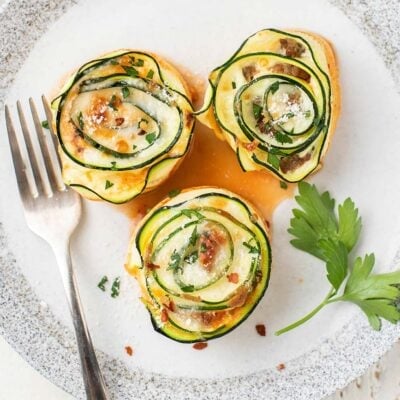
[275,287,335,336]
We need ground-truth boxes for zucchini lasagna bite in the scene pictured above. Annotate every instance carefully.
[126,187,271,342]
[197,29,340,182]
[51,51,194,203]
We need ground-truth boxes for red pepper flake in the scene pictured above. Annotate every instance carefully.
[255,324,266,337]
[227,273,239,284]
[276,363,286,371]
[146,262,160,271]
[193,342,208,350]
[115,117,125,126]
[243,141,258,151]
[165,299,175,312]
[161,308,169,323]
[125,346,134,356]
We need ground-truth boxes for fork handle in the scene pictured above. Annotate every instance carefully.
[52,240,109,400]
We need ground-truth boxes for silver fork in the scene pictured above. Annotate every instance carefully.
[5,97,109,400]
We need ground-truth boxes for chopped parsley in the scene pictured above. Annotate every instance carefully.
[168,250,182,272]
[97,276,108,291]
[184,251,199,264]
[41,120,49,129]
[110,59,119,65]
[111,277,121,298]
[146,69,154,79]
[252,102,263,120]
[108,95,118,110]
[231,81,237,89]
[110,161,118,170]
[269,81,280,94]
[123,66,139,77]
[188,226,199,246]
[304,110,312,118]
[168,188,181,198]
[274,131,293,144]
[145,132,156,145]
[131,57,144,67]
[280,181,288,190]
[267,152,280,169]
[122,87,130,98]
[243,240,259,254]
[105,180,114,190]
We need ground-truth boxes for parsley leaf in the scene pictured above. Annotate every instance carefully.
[269,81,280,94]
[274,131,293,144]
[280,181,288,190]
[97,276,108,291]
[275,182,400,335]
[123,66,139,77]
[338,198,362,252]
[189,226,199,247]
[252,102,263,120]
[145,132,156,145]
[184,251,198,264]
[339,254,400,330]
[77,111,84,130]
[243,240,259,254]
[267,152,280,170]
[168,250,182,272]
[111,277,121,298]
[146,69,154,79]
[105,180,114,190]
[41,120,49,129]
[122,86,130,98]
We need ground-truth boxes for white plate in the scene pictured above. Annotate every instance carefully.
[1,0,400,398]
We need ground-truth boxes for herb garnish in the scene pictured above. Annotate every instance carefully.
[280,181,288,190]
[111,277,121,298]
[184,251,199,264]
[252,102,263,120]
[41,120,49,129]
[189,226,199,246]
[137,118,148,128]
[146,69,154,79]
[275,182,400,335]
[269,81,280,94]
[274,131,293,144]
[122,87,130,98]
[110,59,119,65]
[108,95,118,111]
[145,132,156,145]
[168,188,181,198]
[243,240,259,254]
[97,276,108,291]
[131,57,144,67]
[168,250,182,272]
[232,81,237,89]
[110,161,118,170]
[105,180,114,190]
[267,153,280,170]
[123,66,139,77]
[304,110,312,118]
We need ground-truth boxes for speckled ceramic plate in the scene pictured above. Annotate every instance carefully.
[1,0,400,399]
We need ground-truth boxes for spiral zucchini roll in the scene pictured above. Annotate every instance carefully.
[126,187,271,342]
[52,51,194,203]
[198,29,340,182]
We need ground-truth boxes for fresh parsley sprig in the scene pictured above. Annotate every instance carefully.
[275,182,400,335]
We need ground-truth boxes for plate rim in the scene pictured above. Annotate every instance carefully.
[0,0,400,399]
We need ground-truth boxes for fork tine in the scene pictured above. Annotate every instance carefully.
[29,98,65,191]
[41,95,63,169]
[16,100,48,196]
[5,105,34,201]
